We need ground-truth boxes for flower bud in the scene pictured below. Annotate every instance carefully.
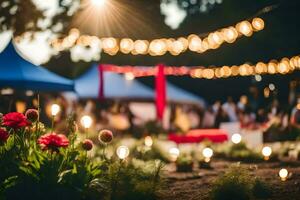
[25,109,39,122]
[82,139,93,151]
[98,129,113,144]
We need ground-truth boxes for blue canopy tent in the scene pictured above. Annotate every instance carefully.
[75,64,153,99]
[75,64,205,106]
[0,42,73,91]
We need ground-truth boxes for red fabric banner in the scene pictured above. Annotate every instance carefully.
[98,64,104,99]
[155,64,166,120]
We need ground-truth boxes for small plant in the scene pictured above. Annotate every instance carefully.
[226,142,263,163]
[210,164,271,200]
[176,154,193,172]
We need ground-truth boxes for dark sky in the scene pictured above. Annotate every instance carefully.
[46,0,300,103]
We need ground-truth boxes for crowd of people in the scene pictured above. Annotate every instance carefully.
[1,83,300,141]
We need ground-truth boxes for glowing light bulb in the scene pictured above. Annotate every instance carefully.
[51,104,60,116]
[144,136,153,147]
[91,0,106,6]
[262,146,272,160]
[237,21,252,36]
[169,147,180,162]
[231,133,242,144]
[81,115,93,129]
[134,40,148,54]
[279,168,288,181]
[120,38,134,53]
[116,145,130,159]
[252,18,264,31]
[202,147,213,162]
[188,35,202,51]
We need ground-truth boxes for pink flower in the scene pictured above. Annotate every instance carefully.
[0,128,9,143]
[38,133,69,151]
[98,129,113,144]
[2,112,31,129]
[82,139,93,151]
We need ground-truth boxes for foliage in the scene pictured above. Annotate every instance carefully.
[0,0,80,37]
[224,142,263,163]
[0,110,163,200]
[210,164,271,200]
[176,154,193,172]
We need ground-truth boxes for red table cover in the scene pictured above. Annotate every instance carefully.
[168,129,228,144]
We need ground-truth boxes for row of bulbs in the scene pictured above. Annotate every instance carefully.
[51,18,264,56]
[190,55,300,79]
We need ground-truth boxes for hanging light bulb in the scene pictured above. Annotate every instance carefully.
[120,38,134,54]
[188,35,202,51]
[237,21,253,36]
[252,18,265,31]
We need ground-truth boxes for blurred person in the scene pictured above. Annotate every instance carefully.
[202,107,215,128]
[237,95,248,111]
[214,107,230,128]
[222,96,238,122]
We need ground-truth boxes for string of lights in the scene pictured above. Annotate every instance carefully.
[51,17,265,56]
[102,55,300,79]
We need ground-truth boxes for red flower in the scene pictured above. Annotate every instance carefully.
[25,109,39,122]
[38,133,69,151]
[82,139,93,151]
[2,112,31,129]
[98,129,113,144]
[0,128,9,143]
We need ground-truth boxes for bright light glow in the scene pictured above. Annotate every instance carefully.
[169,147,180,161]
[51,104,60,116]
[144,136,153,147]
[124,72,135,81]
[252,18,265,31]
[116,145,130,159]
[262,146,272,158]
[269,83,275,91]
[279,168,288,181]
[202,147,213,158]
[255,75,262,82]
[81,115,93,129]
[231,133,242,144]
[91,0,106,6]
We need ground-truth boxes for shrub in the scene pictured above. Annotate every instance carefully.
[210,164,271,200]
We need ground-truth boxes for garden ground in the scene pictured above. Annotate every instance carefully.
[159,160,300,200]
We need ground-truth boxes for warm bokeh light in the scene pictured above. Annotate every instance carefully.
[262,146,272,160]
[279,168,289,181]
[202,147,213,163]
[116,145,130,159]
[231,133,242,144]
[81,115,93,129]
[51,104,60,116]
[252,17,265,31]
[169,147,180,162]
[144,136,153,147]
[91,0,106,7]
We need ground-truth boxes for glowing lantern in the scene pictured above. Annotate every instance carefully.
[51,104,60,116]
[279,168,289,181]
[252,18,265,31]
[262,146,272,160]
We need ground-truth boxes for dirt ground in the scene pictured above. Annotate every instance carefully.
[159,160,300,200]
